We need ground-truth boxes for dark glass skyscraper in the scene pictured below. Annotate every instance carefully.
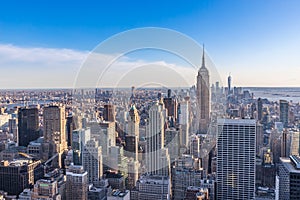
[228,74,232,95]
[280,99,289,127]
[257,98,263,121]
[18,107,40,147]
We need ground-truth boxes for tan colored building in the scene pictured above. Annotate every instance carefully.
[42,105,67,167]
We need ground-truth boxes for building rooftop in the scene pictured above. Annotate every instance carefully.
[138,174,169,185]
[0,159,33,167]
[290,155,300,169]
[280,156,300,173]
[217,118,256,125]
[109,189,129,197]
[105,172,123,179]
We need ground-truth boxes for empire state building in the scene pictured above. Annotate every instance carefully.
[196,45,210,134]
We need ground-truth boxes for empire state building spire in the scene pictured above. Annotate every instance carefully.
[201,44,206,68]
[196,44,210,134]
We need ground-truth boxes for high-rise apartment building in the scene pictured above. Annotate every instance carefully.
[196,46,210,134]
[216,119,256,200]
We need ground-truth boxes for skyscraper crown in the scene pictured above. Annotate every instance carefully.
[198,44,209,75]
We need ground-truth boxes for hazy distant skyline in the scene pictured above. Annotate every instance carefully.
[0,0,300,88]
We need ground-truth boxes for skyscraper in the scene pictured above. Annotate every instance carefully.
[125,105,139,161]
[18,107,39,147]
[281,129,289,158]
[163,89,178,124]
[103,104,115,122]
[217,119,256,200]
[257,98,263,121]
[190,134,200,158]
[8,118,18,144]
[165,127,180,162]
[256,122,264,156]
[42,105,67,167]
[280,100,289,127]
[146,100,170,176]
[279,155,300,200]
[196,45,210,134]
[178,97,189,147]
[66,112,77,147]
[82,139,103,183]
[98,121,116,156]
[43,105,66,143]
[72,128,91,165]
[227,74,232,95]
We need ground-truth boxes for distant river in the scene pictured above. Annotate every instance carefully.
[1,100,54,109]
[244,87,300,103]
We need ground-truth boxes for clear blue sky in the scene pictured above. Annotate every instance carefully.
[0,0,300,88]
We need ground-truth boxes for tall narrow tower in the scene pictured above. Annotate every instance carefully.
[146,101,170,176]
[125,104,140,161]
[227,73,232,95]
[196,45,210,134]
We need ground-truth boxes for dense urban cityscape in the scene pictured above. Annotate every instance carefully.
[1,1,300,200]
[0,48,299,200]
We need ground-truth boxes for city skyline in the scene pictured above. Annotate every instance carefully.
[0,1,300,88]
[1,1,300,199]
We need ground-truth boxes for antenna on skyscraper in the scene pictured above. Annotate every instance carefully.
[202,43,205,67]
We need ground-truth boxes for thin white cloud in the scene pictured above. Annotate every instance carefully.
[0,44,87,63]
[0,44,203,89]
